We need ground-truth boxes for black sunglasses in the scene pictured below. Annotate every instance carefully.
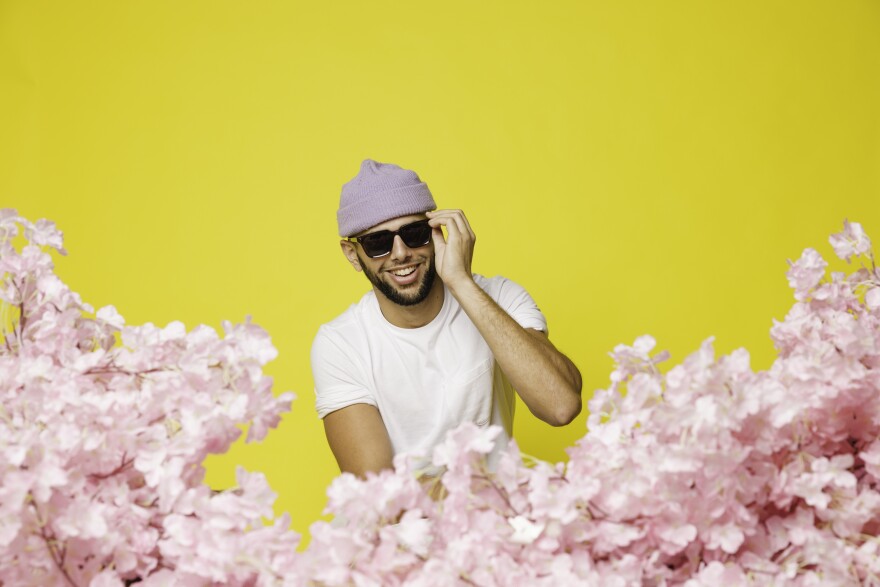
[348,219,433,258]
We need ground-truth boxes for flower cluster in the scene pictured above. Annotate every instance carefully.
[0,210,298,586]
[297,219,880,586]
[4,210,878,586]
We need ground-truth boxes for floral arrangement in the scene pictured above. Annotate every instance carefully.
[2,209,878,586]
[0,210,297,585]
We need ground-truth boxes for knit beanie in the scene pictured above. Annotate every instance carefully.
[337,159,436,237]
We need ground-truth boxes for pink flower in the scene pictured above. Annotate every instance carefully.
[56,499,109,539]
[786,248,828,301]
[24,218,67,255]
[866,287,880,311]
[96,305,125,330]
[829,219,872,262]
[431,422,500,469]
[860,440,880,479]
[508,515,545,545]
[656,523,697,552]
[5,211,880,585]
[683,561,746,586]
[391,509,433,556]
[222,317,279,365]
[90,570,125,587]
[704,522,745,554]
[789,455,857,510]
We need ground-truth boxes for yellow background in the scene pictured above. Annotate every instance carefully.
[3,0,878,540]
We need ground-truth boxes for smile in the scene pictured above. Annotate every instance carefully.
[386,263,421,285]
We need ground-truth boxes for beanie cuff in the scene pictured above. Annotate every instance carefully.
[337,183,436,236]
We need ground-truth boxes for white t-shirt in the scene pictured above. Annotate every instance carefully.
[311,274,547,469]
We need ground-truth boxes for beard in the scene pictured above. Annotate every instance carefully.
[358,254,438,307]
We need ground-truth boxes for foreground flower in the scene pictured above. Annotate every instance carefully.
[0,210,298,586]
[829,219,872,262]
[4,213,878,586]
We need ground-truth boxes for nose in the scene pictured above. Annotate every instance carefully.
[389,234,412,262]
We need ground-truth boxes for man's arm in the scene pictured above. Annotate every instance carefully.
[311,333,394,477]
[323,403,394,477]
[427,209,583,426]
[443,278,582,426]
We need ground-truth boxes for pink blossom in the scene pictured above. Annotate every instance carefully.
[786,248,828,300]
[4,212,879,585]
[829,219,872,262]
[508,515,545,544]
[89,570,124,587]
[55,498,109,539]
[866,287,880,310]
[96,305,125,329]
[0,213,296,585]
[860,440,880,478]
[24,218,67,255]
[683,561,746,586]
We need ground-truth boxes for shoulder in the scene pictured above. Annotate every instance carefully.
[311,292,376,353]
[472,273,531,300]
[315,291,376,333]
[472,273,547,333]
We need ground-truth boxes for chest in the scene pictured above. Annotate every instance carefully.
[361,306,494,400]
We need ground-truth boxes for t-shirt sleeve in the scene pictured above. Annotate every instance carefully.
[310,326,377,419]
[482,275,548,334]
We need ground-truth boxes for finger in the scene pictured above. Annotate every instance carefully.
[436,211,468,243]
[427,209,463,221]
[426,211,457,224]
[430,210,474,241]
[427,217,449,242]
[442,216,462,243]
[427,215,456,236]
[450,212,471,242]
[456,211,475,240]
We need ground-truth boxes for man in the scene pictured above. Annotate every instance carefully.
[311,159,582,477]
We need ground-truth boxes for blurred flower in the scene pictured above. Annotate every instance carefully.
[0,210,296,586]
[829,219,872,262]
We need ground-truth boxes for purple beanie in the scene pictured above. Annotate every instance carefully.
[337,159,436,237]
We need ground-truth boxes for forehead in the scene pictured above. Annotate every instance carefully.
[360,213,427,235]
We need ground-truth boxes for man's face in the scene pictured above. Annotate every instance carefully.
[346,214,437,307]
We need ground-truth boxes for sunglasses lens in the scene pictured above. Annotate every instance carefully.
[359,232,394,257]
[400,221,432,248]
[357,221,433,258]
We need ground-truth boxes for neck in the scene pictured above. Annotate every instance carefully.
[375,278,445,328]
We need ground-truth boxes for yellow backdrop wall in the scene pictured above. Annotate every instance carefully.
[3,0,878,541]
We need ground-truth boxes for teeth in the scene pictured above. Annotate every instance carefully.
[391,266,416,276]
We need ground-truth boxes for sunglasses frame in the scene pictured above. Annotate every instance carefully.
[347,219,433,258]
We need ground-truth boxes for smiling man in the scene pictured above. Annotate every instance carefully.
[311,159,583,477]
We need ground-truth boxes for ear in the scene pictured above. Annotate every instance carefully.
[340,240,363,272]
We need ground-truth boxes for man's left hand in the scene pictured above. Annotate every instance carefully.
[426,209,476,289]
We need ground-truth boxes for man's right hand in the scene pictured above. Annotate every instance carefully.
[426,209,477,292]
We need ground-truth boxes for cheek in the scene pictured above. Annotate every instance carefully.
[363,260,384,277]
